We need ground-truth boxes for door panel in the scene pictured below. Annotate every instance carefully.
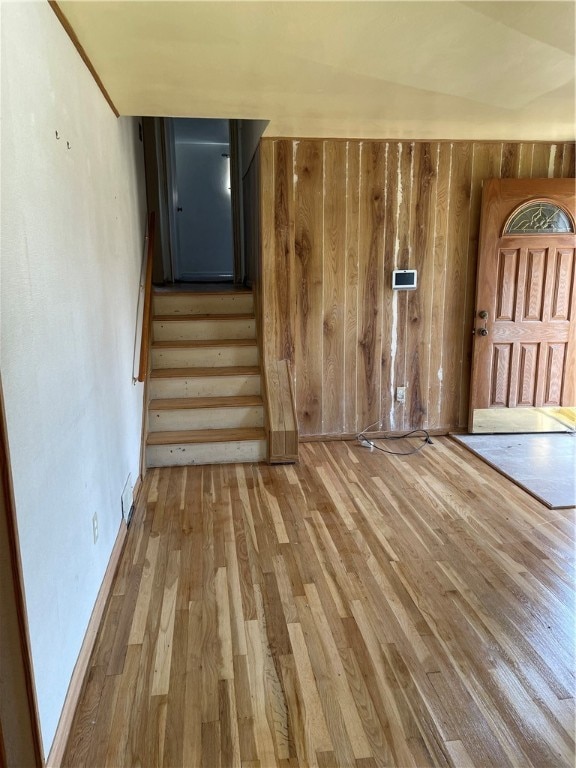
[490,344,512,406]
[469,179,576,432]
[174,141,233,280]
[168,118,234,282]
[517,344,538,406]
[553,249,574,319]
[496,249,518,319]
[524,248,545,320]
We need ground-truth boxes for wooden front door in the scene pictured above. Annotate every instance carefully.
[469,178,576,431]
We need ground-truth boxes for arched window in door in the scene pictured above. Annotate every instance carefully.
[503,200,574,235]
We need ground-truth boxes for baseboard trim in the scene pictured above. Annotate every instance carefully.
[46,521,128,767]
[299,427,450,442]
[133,474,143,509]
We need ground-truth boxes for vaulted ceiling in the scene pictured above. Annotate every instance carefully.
[55,0,575,141]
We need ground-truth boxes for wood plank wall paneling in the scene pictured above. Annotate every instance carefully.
[256,139,273,365]
[259,139,576,438]
[295,141,324,435]
[274,141,296,363]
[322,142,346,435]
[357,142,385,431]
[343,143,361,434]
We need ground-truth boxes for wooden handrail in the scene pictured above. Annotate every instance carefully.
[137,211,156,383]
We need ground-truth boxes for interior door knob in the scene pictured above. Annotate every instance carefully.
[478,328,488,336]
[478,310,488,319]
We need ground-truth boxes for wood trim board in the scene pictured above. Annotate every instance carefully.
[265,359,299,462]
[46,522,128,767]
[48,1,120,118]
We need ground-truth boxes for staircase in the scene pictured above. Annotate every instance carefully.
[145,290,266,467]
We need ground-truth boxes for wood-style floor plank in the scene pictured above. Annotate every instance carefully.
[63,438,575,767]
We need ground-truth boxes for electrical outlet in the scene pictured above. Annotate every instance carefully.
[92,512,98,544]
[396,386,406,403]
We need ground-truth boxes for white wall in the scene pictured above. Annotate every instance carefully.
[0,2,147,757]
[239,119,268,177]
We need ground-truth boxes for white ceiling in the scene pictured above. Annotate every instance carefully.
[56,0,576,141]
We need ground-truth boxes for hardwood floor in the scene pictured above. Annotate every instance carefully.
[62,438,575,767]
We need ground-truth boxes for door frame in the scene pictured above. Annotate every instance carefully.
[229,119,244,285]
[163,118,180,282]
[469,178,576,431]
[164,118,242,284]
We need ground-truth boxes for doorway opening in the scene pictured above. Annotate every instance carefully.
[469,179,576,435]
[168,118,233,282]
[142,116,268,288]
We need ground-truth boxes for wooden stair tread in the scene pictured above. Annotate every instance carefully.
[152,338,257,349]
[151,366,260,379]
[149,395,263,410]
[153,288,252,296]
[147,427,265,446]
[153,313,254,321]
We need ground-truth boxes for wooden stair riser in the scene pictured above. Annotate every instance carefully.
[147,290,265,468]
[149,375,261,399]
[153,292,253,316]
[153,318,255,341]
[152,345,258,369]
[146,439,266,467]
[149,405,264,432]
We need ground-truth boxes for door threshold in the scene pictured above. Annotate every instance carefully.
[154,282,251,294]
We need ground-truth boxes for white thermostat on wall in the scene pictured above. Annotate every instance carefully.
[392,269,417,290]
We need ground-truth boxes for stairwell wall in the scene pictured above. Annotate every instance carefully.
[0,2,147,758]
